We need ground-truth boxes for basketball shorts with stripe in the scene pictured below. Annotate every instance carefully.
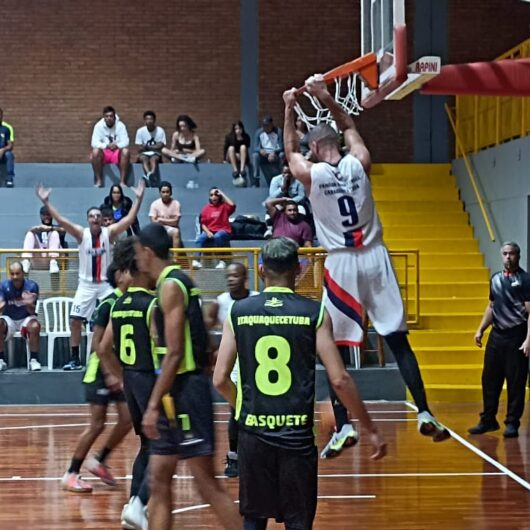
[323,243,407,345]
[122,370,157,435]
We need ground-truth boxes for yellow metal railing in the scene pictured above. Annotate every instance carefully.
[454,38,530,156]
[1,247,421,325]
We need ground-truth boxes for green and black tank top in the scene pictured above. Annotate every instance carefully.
[229,287,324,451]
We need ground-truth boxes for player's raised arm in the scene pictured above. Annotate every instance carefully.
[317,310,386,460]
[305,74,371,174]
[283,89,313,189]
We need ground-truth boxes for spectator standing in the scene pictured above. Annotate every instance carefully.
[148,181,182,249]
[22,205,67,275]
[91,106,131,188]
[102,184,139,235]
[223,120,251,186]
[0,261,42,371]
[468,242,530,438]
[162,114,205,164]
[265,198,313,247]
[195,188,236,269]
[251,116,284,188]
[0,108,15,188]
[135,111,166,184]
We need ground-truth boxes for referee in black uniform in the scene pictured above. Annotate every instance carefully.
[214,237,386,530]
[469,242,530,438]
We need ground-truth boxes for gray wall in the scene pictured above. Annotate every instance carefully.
[452,136,530,272]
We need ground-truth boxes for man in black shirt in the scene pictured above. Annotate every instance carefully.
[214,237,386,530]
[469,242,530,438]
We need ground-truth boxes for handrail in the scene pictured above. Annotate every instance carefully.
[445,104,496,242]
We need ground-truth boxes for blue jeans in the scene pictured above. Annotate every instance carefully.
[0,150,15,178]
[196,230,231,248]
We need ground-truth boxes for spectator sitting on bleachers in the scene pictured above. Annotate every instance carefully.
[295,116,311,158]
[223,120,251,186]
[162,114,205,164]
[194,187,236,269]
[91,106,131,188]
[148,181,182,248]
[265,198,313,248]
[21,205,67,275]
[101,184,139,236]
[135,110,166,184]
[251,115,284,188]
[0,108,15,188]
[0,261,42,371]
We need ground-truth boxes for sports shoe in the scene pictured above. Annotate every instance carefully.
[320,424,359,459]
[22,259,31,274]
[233,176,246,188]
[141,173,150,186]
[418,411,451,442]
[263,227,273,239]
[63,359,83,371]
[178,153,196,164]
[121,496,148,530]
[29,358,41,371]
[224,454,238,478]
[86,457,117,486]
[61,471,93,493]
[468,421,500,435]
[503,424,518,438]
[186,179,197,189]
[216,260,226,269]
[0,359,7,371]
[192,259,202,269]
[49,259,60,274]
[5,178,13,188]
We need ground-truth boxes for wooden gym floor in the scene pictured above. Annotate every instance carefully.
[0,401,529,529]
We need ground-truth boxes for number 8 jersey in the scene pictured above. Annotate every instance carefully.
[309,154,383,251]
[229,287,324,451]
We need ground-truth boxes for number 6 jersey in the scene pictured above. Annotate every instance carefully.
[229,287,324,451]
[309,154,383,251]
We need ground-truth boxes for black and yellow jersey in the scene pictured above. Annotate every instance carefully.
[229,286,324,451]
[111,287,158,372]
[155,265,209,374]
[83,288,122,384]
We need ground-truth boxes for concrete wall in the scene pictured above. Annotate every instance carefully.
[452,136,530,272]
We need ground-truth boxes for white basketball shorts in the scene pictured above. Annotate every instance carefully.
[322,243,407,346]
[71,279,114,321]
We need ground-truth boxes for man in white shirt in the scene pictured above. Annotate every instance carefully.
[135,110,166,186]
[91,106,131,188]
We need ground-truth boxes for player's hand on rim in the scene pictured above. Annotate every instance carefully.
[305,74,329,98]
[282,88,297,107]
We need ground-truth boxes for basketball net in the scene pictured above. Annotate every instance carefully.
[295,73,363,131]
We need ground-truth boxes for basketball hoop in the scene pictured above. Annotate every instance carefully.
[294,53,378,130]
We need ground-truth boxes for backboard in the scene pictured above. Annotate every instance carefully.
[360,0,440,107]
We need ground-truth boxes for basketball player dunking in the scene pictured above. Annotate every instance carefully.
[282,75,449,458]
[36,179,145,370]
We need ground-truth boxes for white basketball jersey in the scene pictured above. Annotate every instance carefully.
[309,154,383,251]
[78,227,111,283]
[217,290,259,324]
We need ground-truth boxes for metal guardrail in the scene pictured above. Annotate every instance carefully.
[0,247,421,326]
[454,38,530,156]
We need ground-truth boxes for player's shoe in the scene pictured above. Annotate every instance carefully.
[63,360,83,371]
[121,496,148,530]
[86,457,117,486]
[61,471,93,493]
[320,424,359,459]
[224,453,239,478]
[417,411,451,442]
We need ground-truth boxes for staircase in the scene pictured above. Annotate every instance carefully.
[371,163,490,402]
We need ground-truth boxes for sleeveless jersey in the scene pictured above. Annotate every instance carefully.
[229,287,324,451]
[78,227,112,283]
[309,154,383,251]
[83,288,121,384]
[111,287,157,372]
[155,265,209,374]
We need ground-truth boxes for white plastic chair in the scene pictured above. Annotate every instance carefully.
[42,297,74,370]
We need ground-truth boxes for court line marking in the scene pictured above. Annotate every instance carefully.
[404,401,530,492]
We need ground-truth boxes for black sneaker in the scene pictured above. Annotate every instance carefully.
[503,424,518,438]
[224,455,238,478]
[467,421,500,435]
[5,179,14,188]
[63,360,83,371]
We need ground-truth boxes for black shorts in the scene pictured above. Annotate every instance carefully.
[150,371,214,459]
[123,370,157,435]
[84,377,126,406]
[238,429,318,530]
